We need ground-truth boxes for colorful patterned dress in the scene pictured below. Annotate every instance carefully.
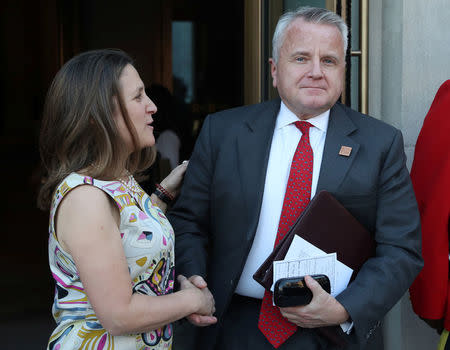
[47,173,175,350]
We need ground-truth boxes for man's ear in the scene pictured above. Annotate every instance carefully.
[269,58,277,88]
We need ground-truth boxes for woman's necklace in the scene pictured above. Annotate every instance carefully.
[118,174,142,195]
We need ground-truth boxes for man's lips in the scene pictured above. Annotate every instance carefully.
[300,87,327,95]
[300,86,326,90]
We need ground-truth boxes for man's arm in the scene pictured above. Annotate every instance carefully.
[278,129,423,344]
[168,116,217,326]
[335,129,423,343]
[169,116,214,279]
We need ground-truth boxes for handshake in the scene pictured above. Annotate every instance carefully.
[177,275,218,326]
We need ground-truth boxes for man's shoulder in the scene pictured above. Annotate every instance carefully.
[207,99,280,123]
[334,103,399,135]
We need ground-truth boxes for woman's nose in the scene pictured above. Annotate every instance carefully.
[146,98,157,114]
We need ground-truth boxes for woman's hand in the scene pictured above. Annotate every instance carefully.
[159,160,189,197]
[177,275,216,317]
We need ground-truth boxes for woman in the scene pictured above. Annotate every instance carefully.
[38,49,216,349]
[409,80,450,350]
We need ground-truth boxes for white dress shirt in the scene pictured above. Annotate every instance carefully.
[235,102,329,298]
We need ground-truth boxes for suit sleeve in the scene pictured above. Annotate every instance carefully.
[336,129,423,344]
[167,115,214,280]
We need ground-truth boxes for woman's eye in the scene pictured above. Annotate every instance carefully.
[135,94,142,101]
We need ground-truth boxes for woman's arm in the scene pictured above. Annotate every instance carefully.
[56,184,216,336]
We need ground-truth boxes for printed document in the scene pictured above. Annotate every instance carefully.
[272,235,353,297]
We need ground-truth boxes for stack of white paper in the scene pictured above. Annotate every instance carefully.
[272,235,353,297]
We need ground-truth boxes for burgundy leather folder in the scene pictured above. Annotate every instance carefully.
[252,190,376,347]
[253,190,375,290]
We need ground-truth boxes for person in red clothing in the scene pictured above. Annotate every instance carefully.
[409,79,450,349]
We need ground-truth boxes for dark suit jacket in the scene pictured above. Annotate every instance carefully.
[169,99,423,349]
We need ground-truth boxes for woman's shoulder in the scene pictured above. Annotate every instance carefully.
[64,181,111,202]
[54,176,120,254]
[57,176,115,214]
[56,173,122,195]
[52,173,119,213]
[55,172,94,194]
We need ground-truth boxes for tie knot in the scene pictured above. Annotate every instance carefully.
[294,121,312,134]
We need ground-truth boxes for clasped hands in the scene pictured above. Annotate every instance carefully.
[178,274,349,328]
[177,275,218,326]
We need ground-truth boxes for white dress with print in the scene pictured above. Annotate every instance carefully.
[47,173,174,350]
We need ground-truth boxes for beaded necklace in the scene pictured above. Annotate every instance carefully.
[118,174,143,196]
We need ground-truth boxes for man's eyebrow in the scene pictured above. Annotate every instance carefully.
[323,53,339,59]
[291,50,311,57]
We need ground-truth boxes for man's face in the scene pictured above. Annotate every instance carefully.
[270,19,345,120]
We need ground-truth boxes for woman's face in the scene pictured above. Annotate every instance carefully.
[115,64,157,151]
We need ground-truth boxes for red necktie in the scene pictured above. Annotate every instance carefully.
[258,121,313,348]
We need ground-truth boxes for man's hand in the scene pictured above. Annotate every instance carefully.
[185,275,218,327]
[279,275,349,328]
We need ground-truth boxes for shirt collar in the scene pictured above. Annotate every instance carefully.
[276,101,330,133]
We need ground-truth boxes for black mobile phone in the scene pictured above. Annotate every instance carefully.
[273,274,331,307]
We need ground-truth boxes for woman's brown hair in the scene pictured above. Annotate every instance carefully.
[38,49,156,211]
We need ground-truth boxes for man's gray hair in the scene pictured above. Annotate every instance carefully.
[272,6,348,63]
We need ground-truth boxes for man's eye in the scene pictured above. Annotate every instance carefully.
[296,57,305,62]
[323,58,335,65]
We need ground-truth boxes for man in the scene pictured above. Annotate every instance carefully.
[169,6,423,349]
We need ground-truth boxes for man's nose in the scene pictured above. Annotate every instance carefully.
[308,59,324,79]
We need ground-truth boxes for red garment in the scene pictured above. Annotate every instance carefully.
[409,80,450,330]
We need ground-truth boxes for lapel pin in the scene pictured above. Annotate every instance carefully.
[339,146,352,157]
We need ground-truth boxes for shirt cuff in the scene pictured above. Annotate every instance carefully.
[340,320,354,335]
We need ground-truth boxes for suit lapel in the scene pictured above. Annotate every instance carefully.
[317,103,360,193]
[236,100,280,239]
[235,101,359,236]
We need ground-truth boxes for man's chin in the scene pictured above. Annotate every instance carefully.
[302,100,330,112]
[295,100,332,118]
